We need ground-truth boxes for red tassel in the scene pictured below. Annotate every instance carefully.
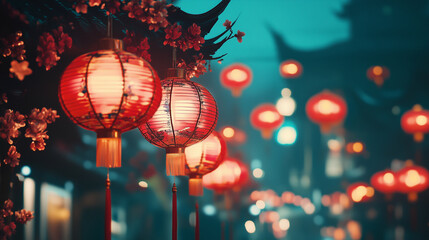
[105,177,111,240]
[195,202,199,240]
[172,183,177,240]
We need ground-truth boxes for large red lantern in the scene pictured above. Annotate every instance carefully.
[370,169,397,194]
[250,103,284,139]
[306,91,347,133]
[139,69,218,176]
[396,165,429,202]
[400,105,429,142]
[279,59,303,79]
[59,39,162,168]
[346,182,374,203]
[203,157,242,194]
[367,65,389,87]
[220,63,252,97]
[185,131,226,196]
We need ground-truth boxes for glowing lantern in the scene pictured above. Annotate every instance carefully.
[220,126,246,145]
[139,69,218,176]
[250,104,284,139]
[203,157,242,193]
[280,59,303,78]
[59,39,162,168]
[346,182,374,203]
[367,65,389,87]
[185,131,226,196]
[396,165,429,202]
[346,142,365,154]
[220,63,252,97]
[400,105,429,142]
[370,170,397,194]
[305,91,347,133]
[234,159,250,190]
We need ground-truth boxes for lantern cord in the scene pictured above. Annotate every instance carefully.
[195,201,200,240]
[105,170,111,240]
[107,14,113,38]
[172,183,178,240]
[172,47,177,68]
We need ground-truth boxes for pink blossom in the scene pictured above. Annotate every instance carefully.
[89,0,102,7]
[0,109,26,144]
[3,145,20,167]
[14,210,34,224]
[123,31,152,62]
[102,0,122,15]
[74,1,88,14]
[163,23,182,47]
[36,32,59,71]
[25,108,59,151]
[223,20,232,29]
[235,30,245,43]
[9,60,32,81]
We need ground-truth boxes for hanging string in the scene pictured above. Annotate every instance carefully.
[195,201,200,240]
[107,14,113,38]
[172,47,177,68]
[172,183,178,240]
[105,169,111,240]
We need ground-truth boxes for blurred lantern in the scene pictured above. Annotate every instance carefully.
[220,63,252,97]
[59,38,162,168]
[185,131,226,196]
[400,104,429,142]
[280,59,303,78]
[234,158,250,190]
[346,182,374,203]
[367,65,390,87]
[396,165,429,202]
[139,68,218,176]
[346,141,365,154]
[203,157,242,194]
[220,126,247,145]
[306,91,347,133]
[276,123,298,145]
[250,104,284,139]
[276,93,296,117]
[370,169,397,194]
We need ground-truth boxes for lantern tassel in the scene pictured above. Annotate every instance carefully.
[96,131,121,168]
[166,153,186,176]
[189,178,203,196]
[172,183,177,240]
[195,201,200,240]
[105,173,111,240]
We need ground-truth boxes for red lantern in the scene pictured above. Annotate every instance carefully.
[220,126,246,145]
[400,105,429,142]
[220,63,252,97]
[370,170,397,194]
[139,69,218,176]
[367,66,389,87]
[305,91,347,133]
[279,59,303,79]
[250,103,284,139]
[396,165,429,202]
[59,39,162,168]
[346,182,374,203]
[185,131,226,196]
[234,159,250,190]
[203,157,242,194]
[345,142,365,154]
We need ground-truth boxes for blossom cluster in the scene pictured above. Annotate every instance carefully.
[0,31,26,62]
[36,26,72,71]
[177,53,207,80]
[163,23,205,52]
[0,199,33,240]
[123,0,170,31]
[25,108,60,151]
[74,0,122,15]
[123,31,151,62]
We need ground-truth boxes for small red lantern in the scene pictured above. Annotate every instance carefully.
[250,104,284,139]
[234,159,250,190]
[400,104,429,142]
[220,126,246,145]
[345,142,365,154]
[367,66,390,87]
[396,165,429,202]
[59,39,162,168]
[139,69,218,176]
[306,91,347,133]
[203,157,242,194]
[220,63,252,97]
[346,182,374,203]
[279,59,303,79]
[370,170,397,194]
[185,131,226,196]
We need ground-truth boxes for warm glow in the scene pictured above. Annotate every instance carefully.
[333,228,346,240]
[346,221,362,240]
[351,186,367,202]
[328,139,342,152]
[365,187,374,197]
[227,69,248,83]
[276,97,296,116]
[276,126,297,145]
[281,88,292,98]
[245,220,256,234]
[282,63,298,74]
[416,115,428,126]
[405,170,421,187]
[223,127,235,138]
[258,110,281,123]
[352,142,364,153]
[253,168,264,178]
[279,219,290,231]
[372,66,383,76]
[383,172,395,185]
[256,200,266,209]
[315,99,340,115]
[138,180,148,188]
